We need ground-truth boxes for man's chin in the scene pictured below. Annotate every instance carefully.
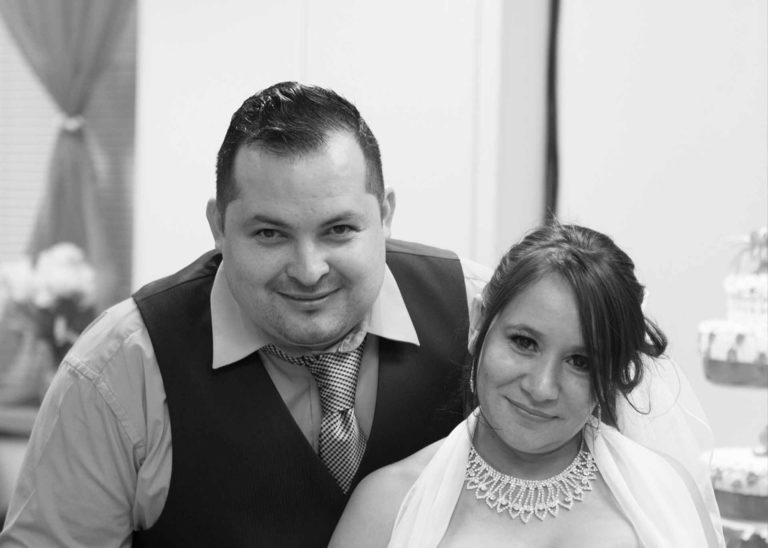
[275,325,350,352]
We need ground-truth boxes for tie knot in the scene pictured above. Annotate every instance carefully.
[259,340,368,492]
[260,340,365,412]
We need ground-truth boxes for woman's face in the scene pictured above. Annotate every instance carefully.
[475,273,595,465]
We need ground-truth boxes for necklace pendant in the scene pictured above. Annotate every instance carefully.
[464,444,598,523]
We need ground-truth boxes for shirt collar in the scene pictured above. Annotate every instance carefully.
[210,261,420,369]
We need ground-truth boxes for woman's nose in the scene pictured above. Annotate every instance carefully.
[520,358,560,402]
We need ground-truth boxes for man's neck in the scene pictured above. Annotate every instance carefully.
[272,321,369,356]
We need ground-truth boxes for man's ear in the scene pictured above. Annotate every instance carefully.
[206,199,225,251]
[468,294,485,354]
[380,188,396,239]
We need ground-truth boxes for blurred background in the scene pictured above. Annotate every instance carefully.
[0,0,765,531]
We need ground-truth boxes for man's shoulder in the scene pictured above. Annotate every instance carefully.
[63,298,151,379]
[386,239,459,261]
[133,250,221,302]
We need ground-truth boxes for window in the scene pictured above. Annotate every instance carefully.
[0,6,137,304]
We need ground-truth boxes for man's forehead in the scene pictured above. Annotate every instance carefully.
[231,135,369,195]
[238,129,359,160]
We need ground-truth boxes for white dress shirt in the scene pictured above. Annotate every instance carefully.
[0,257,489,548]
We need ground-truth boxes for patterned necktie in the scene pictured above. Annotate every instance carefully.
[261,339,367,493]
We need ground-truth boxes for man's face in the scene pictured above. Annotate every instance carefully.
[207,131,395,353]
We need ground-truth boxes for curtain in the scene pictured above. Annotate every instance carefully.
[0,0,133,305]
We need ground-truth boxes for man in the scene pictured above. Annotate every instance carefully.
[0,82,488,547]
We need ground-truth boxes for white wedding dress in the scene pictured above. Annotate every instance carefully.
[387,359,725,548]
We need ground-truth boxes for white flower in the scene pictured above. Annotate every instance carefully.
[0,243,97,363]
[0,257,36,304]
[33,243,96,309]
[0,243,96,310]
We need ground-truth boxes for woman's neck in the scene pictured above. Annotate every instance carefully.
[472,415,584,480]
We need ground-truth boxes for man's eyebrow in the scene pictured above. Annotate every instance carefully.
[322,211,365,226]
[243,210,365,228]
[244,214,290,228]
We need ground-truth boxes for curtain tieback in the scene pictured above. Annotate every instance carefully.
[61,115,85,132]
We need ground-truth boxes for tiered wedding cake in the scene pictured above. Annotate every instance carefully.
[699,228,767,546]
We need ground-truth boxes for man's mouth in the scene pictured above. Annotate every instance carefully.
[280,289,338,304]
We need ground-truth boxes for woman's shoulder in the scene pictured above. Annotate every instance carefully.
[599,425,723,547]
[356,438,443,504]
[328,439,445,548]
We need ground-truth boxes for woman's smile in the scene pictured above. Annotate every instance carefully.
[506,398,558,421]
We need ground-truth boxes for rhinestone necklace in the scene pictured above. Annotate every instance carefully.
[464,442,598,523]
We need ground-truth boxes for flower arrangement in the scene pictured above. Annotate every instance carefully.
[0,242,97,366]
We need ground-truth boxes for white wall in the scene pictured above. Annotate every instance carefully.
[134,0,552,286]
[138,0,503,286]
[559,0,767,447]
[134,1,306,285]
[132,0,767,448]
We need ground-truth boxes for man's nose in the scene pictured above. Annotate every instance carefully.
[285,241,330,286]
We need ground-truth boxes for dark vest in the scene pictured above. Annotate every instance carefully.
[132,239,469,547]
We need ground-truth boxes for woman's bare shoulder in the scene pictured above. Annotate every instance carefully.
[367,438,442,492]
[328,439,444,548]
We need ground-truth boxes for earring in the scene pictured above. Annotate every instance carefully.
[469,365,476,394]
[586,404,601,435]
[595,404,602,433]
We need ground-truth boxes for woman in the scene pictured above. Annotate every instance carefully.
[330,223,724,547]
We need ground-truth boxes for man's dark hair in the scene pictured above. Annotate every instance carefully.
[215,81,384,217]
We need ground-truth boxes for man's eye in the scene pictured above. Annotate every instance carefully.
[254,228,280,240]
[510,335,537,352]
[329,225,354,236]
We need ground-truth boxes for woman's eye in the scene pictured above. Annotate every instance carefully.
[568,355,590,371]
[510,335,537,352]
